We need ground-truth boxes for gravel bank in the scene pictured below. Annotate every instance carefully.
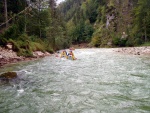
[0,47,51,67]
[115,46,150,55]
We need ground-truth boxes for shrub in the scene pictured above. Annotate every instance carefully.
[134,38,143,46]
[30,42,45,52]
[8,39,20,52]
[0,34,7,46]
[91,35,101,47]
[119,38,127,47]
[112,37,120,46]
[17,48,33,57]
[126,39,134,47]
[18,33,29,41]
[46,47,54,54]
[141,42,150,46]
[3,24,19,40]
[8,37,33,57]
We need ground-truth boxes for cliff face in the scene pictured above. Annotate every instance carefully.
[106,0,134,33]
[91,0,138,47]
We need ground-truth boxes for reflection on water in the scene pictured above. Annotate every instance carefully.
[0,49,150,113]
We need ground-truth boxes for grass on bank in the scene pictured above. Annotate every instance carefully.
[0,34,54,57]
[141,42,150,46]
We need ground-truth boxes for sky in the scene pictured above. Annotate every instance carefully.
[56,0,65,4]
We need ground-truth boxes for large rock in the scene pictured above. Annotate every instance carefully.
[0,72,17,81]
[107,41,112,47]
[0,55,2,59]
[44,52,51,56]
[33,51,51,58]
[6,43,13,50]
[33,51,44,57]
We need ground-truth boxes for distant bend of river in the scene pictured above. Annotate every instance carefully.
[0,48,150,113]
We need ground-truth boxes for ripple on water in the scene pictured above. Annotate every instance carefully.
[0,49,150,113]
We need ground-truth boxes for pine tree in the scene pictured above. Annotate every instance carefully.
[133,0,150,42]
[4,0,8,28]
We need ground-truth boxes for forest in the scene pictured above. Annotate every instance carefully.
[0,0,150,56]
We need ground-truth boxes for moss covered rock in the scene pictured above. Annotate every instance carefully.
[0,72,17,81]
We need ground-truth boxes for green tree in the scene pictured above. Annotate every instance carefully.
[132,0,150,42]
[83,20,94,42]
[85,0,99,23]
[4,0,8,28]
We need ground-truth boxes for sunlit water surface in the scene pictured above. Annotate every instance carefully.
[0,49,150,113]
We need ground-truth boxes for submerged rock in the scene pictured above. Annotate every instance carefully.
[0,72,17,81]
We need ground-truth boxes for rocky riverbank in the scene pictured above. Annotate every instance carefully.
[0,47,51,67]
[115,46,150,55]
[1,46,150,67]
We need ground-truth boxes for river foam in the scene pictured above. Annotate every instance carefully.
[0,48,150,113]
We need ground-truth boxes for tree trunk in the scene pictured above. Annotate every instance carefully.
[4,0,8,28]
[144,26,147,42]
[24,11,27,33]
[39,18,41,38]
[144,18,147,42]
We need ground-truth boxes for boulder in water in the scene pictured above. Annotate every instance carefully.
[0,72,17,81]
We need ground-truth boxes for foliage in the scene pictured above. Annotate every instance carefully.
[58,0,100,44]
[0,0,69,56]
[0,33,7,46]
[141,42,150,46]
[68,20,94,44]
[131,0,150,42]
[8,34,48,57]
[26,9,51,38]
[1,0,150,53]
[112,37,120,46]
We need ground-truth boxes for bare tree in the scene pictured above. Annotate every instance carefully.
[4,0,8,28]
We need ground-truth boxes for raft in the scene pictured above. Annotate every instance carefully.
[67,55,76,60]
[60,51,68,59]
[60,51,76,60]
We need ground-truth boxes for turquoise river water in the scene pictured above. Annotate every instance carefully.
[0,48,150,113]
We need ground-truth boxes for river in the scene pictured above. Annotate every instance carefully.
[0,48,150,113]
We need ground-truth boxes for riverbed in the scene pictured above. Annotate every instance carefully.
[0,48,150,113]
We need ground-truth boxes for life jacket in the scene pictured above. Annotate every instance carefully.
[61,51,67,58]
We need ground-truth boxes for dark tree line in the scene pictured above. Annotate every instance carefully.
[1,0,150,54]
[0,0,70,56]
[58,0,150,47]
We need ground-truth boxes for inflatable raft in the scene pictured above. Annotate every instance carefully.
[60,51,76,60]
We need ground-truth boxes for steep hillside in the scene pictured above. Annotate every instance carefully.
[58,0,150,47]
[92,0,137,47]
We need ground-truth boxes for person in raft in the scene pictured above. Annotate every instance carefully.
[69,47,75,50]
[60,50,68,58]
[67,50,76,60]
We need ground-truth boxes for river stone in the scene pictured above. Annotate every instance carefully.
[0,55,2,58]
[107,41,112,46]
[0,72,17,81]
[6,43,13,50]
